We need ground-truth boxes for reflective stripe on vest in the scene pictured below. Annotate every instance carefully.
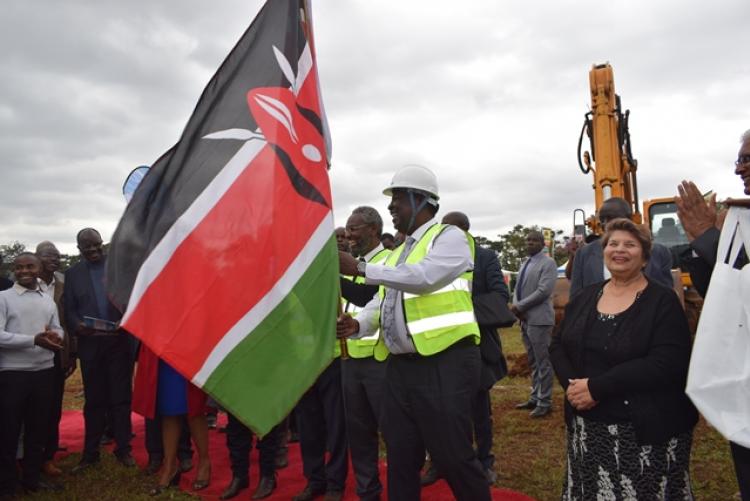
[335,274,357,358]
[402,278,471,299]
[374,223,479,360]
[346,248,391,359]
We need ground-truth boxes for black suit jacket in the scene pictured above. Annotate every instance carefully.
[680,226,748,298]
[340,277,378,309]
[63,259,128,361]
[473,245,509,387]
[550,279,698,444]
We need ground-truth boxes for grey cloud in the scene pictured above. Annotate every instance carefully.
[1,0,748,256]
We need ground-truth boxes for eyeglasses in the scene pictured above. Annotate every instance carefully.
[736,155,750,167]
[345,224,370,232]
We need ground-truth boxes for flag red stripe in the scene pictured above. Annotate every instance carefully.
[122,145,331,376]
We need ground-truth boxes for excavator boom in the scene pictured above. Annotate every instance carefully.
[578,63,641,232]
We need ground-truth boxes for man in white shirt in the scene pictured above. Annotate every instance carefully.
[0,252,63,496]
[337,165,491,501]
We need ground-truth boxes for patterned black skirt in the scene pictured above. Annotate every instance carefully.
[562,415,694,500]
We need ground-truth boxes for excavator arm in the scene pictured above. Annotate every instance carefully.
[577,63,641,233]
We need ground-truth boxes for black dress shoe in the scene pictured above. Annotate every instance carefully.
[24,480,63,493]
[420,465,441,486]
[71,458,99,474]
[219,476,249,500]
[529,406,551,418]
[485,467,498,485]
[116,452,136,467]
[251,475,276,499]
[292,484,326,501]
[323,490,343,501]
[515,400,537,410]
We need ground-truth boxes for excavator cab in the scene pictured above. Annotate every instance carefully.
[646,199,689,249]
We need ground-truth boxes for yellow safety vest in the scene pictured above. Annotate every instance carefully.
[344,248,392,359]
[335,274,356,358]
[373,223,479,361]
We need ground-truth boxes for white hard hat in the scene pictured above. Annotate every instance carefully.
[382,164,439,200]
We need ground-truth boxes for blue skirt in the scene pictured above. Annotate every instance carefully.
[157,360,188,416]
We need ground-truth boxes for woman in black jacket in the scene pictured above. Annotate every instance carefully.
[550,218,697,500]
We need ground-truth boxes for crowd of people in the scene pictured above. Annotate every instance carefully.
[0,129,748,500]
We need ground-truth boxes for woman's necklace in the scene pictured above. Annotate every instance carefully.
[599,274,646,320]
[606,273,645,296]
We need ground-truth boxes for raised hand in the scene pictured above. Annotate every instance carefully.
[675,180,717,241]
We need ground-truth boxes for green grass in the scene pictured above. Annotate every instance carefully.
[29,371,197,501]
[38,327,737,500]
[25,453,197,500]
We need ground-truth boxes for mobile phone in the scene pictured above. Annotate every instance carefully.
[83,316,119,332]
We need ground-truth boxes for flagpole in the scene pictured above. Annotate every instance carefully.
[337,288,349,360]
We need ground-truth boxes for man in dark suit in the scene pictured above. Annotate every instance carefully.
[292,226,350,501]
[511,230,557,418]
[569,197,674,297]
[63,228,134,471]
[441,212,508,484]
[35,241,76,477]
[675,129,750,500]
[339,206,389,501]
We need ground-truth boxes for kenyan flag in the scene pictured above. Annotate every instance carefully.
[107,0,337,435]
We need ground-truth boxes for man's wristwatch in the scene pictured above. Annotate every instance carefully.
[356,261,367,276]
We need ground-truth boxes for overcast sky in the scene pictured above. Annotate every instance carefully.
[2,0,748,255]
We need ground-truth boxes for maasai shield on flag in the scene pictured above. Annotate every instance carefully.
[107,0,337,435]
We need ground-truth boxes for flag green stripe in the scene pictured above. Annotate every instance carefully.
[201,236,339,435]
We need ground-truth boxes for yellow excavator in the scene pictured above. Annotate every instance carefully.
[554,63,701,329]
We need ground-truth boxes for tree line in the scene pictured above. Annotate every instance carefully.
[0,241,80,277]
[473,224,571,272]
[1,225,573,279]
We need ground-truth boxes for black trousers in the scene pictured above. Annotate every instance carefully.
[382,342,491,501]
[144,416,193,462]
[79,344,133,460]
[341,356,385,501]
[732,441,750,500]
[225,413,283,481]
[0,368,54,494]
[297,358,348,492]
[473,387,494,470]
[43,357,65,461]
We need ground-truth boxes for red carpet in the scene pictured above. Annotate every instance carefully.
[59,411,535,500]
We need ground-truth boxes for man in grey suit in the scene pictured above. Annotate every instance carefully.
[510,231,557,418]
[569,197,674,297]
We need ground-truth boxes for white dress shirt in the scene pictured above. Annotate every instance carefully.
[354,219,473,354]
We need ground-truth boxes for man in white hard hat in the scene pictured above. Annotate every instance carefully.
[337,165,491,501]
